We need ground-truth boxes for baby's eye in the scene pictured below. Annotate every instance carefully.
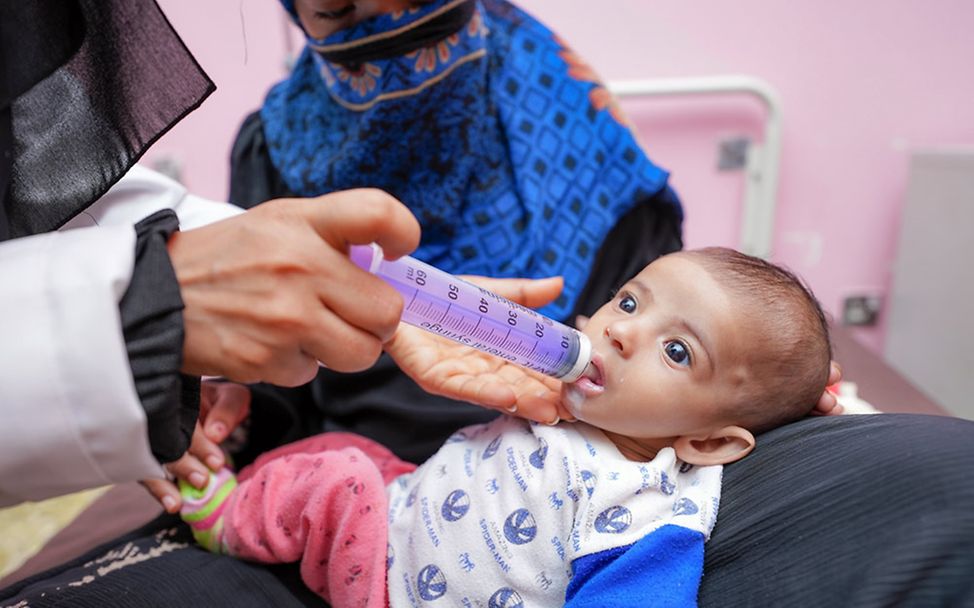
[663,340,691,367]
[618,294,637,314]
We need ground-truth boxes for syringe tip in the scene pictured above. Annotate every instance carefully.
[561,359,595,384]
[581,361,597,380]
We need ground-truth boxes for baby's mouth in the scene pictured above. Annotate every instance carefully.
[571,354,605,397]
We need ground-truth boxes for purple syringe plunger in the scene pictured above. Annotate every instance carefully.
[350,243,591,382]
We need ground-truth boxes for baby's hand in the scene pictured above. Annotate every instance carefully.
[812,361,845,416]
[142,381,251,513]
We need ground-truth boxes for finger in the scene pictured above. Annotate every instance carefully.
[302,305,386,372]
[263,357,320,388]
[456,376,518,410]
[190,423,227,471]
[166,452,212,490]
[510,390,562,424]
[199,381,220,419]
[812,389,844,416]
[575,315,589,330]
[214,326,320,387]
[202,383,251,443]
[555,399,577,423]
[814,390,836,415]
[275,352,321,387]
[303,189,421,259]
[316,261,406,344]
[485,364,561,422]
[422,358,518,409]
[140,478,181,513]
[828,360,842,386]
[460,275,564,308]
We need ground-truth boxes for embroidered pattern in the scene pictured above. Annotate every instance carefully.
[557,37,631,128]
[264,0,679,320]
[333,62,383,96]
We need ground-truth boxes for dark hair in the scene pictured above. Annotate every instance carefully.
[685,247,832,434]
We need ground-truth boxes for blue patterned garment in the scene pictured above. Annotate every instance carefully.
[265,0,680,320]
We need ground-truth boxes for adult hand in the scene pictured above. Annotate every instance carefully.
[812,361,845,416]
[142,381,251,513]
[386,275,573,425]
[168,189,421,387]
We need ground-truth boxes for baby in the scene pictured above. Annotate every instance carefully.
[180,247,831,607]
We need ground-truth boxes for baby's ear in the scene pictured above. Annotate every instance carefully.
[673,426,755,466]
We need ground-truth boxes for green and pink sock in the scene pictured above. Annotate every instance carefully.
[179,467,237,553]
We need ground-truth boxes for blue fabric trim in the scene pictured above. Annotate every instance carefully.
[265,0,680,320]
[565,524,704,607]
[309,10,487,110]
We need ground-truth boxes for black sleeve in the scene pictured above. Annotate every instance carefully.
[119,209,199,464]
[228,111,294,209]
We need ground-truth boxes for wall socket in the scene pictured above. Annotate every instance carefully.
[717,136,751,171]
[842,294,883,326]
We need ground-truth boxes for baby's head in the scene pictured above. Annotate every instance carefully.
[563,247,831,465]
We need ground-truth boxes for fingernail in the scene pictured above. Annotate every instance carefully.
[545,416,560,426]
[162,495,178,512]
[205,455,224,471]
[189,472,208,488]
[207,422,227,439]
[506,404,518,413]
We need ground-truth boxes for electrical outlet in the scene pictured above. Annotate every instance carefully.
[842,294,883,326]
[717,136,751,171]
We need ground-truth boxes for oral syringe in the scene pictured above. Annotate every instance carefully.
[350,244,592,382]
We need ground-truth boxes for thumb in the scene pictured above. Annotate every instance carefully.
[300,189,421,260]
[460,276,564,309]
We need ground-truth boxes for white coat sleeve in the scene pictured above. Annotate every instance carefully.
[61,164,243,231]
[0,165,242,506]
[0,225,164,506]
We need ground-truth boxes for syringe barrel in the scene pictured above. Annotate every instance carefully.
[350,244,591,382]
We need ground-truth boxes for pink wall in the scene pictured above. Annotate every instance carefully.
[145,1,293,200]
[150,0,974,353]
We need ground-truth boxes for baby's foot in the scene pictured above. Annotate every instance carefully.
[179,468,237,553]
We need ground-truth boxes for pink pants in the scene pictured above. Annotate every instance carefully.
[223,433,416,607]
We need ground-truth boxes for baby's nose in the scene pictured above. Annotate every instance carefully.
[604,324,626,355]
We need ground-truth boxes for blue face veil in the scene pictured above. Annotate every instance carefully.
[264,0,680,320]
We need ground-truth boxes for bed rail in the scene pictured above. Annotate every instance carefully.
[608,76,782,259]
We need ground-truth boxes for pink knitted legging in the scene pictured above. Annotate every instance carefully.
[223,433,416,607]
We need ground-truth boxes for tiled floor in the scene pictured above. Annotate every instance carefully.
[0,488,108,580]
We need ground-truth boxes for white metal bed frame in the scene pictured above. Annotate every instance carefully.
[608,76,782,259]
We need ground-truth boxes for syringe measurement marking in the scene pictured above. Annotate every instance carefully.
[447,312,465,331]
[405,288,420,313]
[397,279,570,373]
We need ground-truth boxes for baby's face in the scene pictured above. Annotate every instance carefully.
[563,253,757,442]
